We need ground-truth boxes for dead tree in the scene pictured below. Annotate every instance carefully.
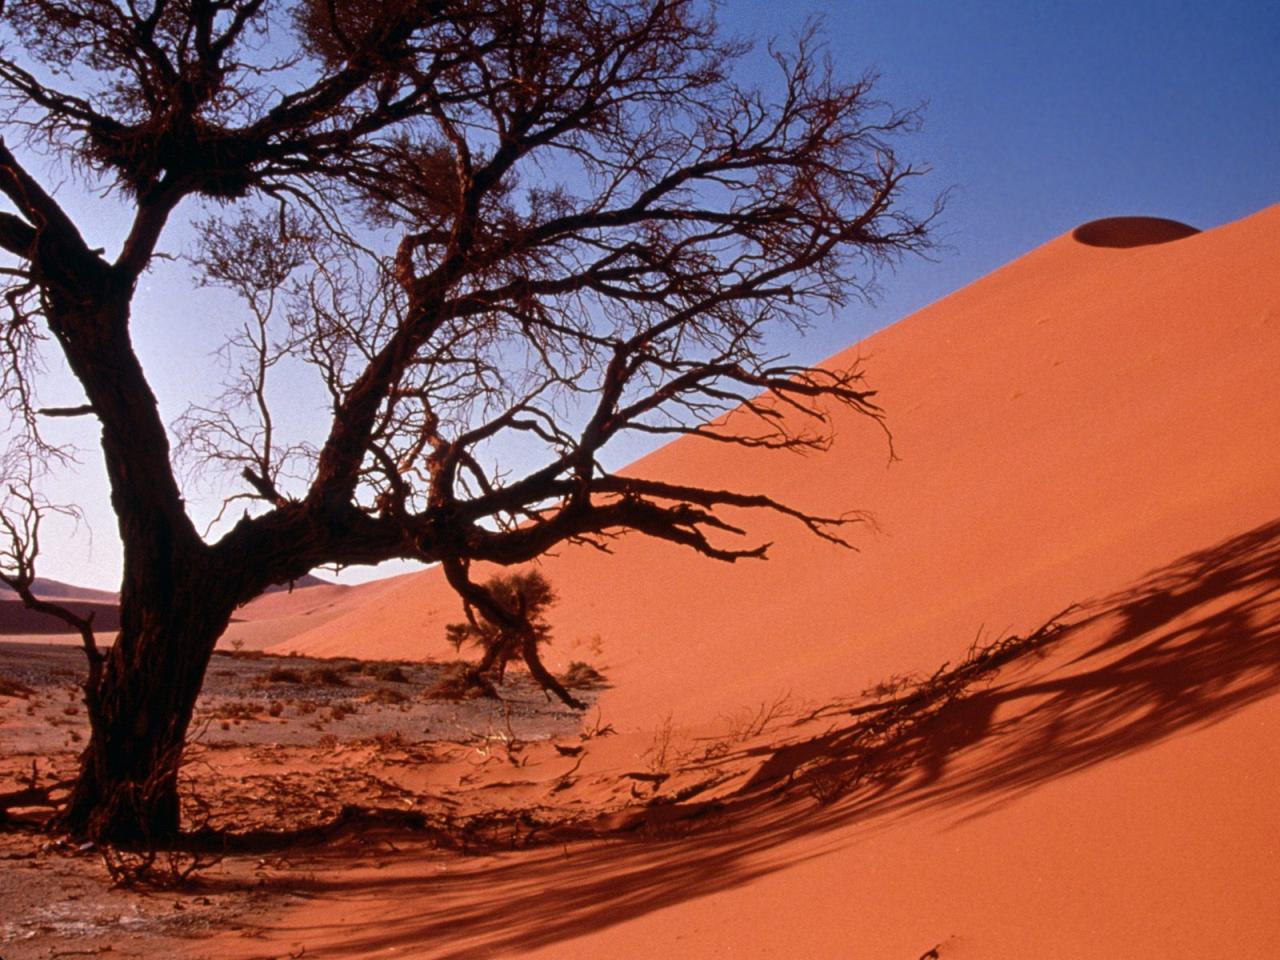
[0,0,936,844]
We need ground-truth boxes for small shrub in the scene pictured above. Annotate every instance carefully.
[366,686,408,705]
[561,661,606,689]
[296,700,317,716]
[267,700,284,717]
[329,702,356,721]
[372,664,409,683]
[209,700,260,720]
[0,674,36,699]
[427,662,498,700]
[306,666,349,687]
[445,569,556,680]
[265,666,303,684]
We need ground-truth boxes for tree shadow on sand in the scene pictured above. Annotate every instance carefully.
[891,516,1280,822]
[248,518,1280,959]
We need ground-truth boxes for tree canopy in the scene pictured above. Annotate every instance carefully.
[0,0,935,843]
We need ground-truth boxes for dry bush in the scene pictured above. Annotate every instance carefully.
[446,570,556,679]
[305,666,349,687]
[328,702,357,721]
[560,661,606,689]
[209,701,260,721]
[643,714,677,777]
[427,662,498,701]
[264,666,303,684]
[0,674,35,698]
[267,700,284,717]
[371,664,409,683]
[366,687,408,705]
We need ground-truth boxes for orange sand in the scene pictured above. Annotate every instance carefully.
[9,206,1278,958]
[243,206,1280,958]
[280,206,1280,727]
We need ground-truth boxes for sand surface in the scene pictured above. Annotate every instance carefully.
[3,206,1278,958]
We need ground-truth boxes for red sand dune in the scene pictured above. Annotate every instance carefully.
[0,572,346,648]
[278,205,1280,730]
[240,205,1280,959]
[0,577,121,636]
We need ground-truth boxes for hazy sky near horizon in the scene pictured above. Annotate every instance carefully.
[19,0,1280,590]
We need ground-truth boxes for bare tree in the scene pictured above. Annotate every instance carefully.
[0,0,936,844]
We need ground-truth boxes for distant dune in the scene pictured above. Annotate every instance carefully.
[0,576,116,605]
[0,572,340,642]
[0,578,120,637]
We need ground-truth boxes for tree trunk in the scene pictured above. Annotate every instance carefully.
[58,578,238,846]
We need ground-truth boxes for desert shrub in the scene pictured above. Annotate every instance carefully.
[427,662,498,701]
[445,569,556,680]
[267,700,284,717]
[265,666,303,684]
[338,659,365,674]
[561,661,606,689]
[210,700,260,721]
[296,700,317,716]
[371,664,409,683]
[305,666,349,687]
[0,674,35,699]
[366,686,408,705]
[328,702,357,721]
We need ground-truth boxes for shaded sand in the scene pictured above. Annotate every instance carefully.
[1071,215,1201,247]
[211,517,1280,960]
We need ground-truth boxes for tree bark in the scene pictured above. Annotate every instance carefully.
[57,572,238,845]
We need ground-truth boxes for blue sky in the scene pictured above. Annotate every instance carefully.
[721,0,1280,361]
[26,0,1280,590]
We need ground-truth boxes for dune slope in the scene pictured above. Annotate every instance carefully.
[278,206,1280,727]
[235,206,1280,960]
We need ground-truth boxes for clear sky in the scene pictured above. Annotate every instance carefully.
[25,0,1280,590]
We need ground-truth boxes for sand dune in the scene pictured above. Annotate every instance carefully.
[277,205,1280,730]
[8,205,1275,959]
[225,205,1280,958]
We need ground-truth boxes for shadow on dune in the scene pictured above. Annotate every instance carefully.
[257,518,1280,959]
[869,517,1280,822]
